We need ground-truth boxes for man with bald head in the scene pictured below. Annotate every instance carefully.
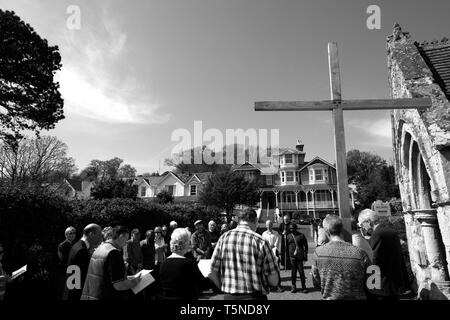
[65,223,103,300]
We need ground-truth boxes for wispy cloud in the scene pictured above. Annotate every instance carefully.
[347,117,392,140]
[56,10,170,124]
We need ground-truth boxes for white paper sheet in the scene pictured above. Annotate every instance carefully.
[197,259,212,278]
[11,265,27,280]
[130,269,154,294]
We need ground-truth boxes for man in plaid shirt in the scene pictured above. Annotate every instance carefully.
[210,208,280,300]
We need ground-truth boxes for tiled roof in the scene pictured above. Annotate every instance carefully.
[416,38,450,99]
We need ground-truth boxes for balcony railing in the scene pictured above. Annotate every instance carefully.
[278,201,335,209]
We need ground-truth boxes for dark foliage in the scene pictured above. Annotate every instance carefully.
[199,170,260,221]
[91,179,138,200]
[0,186,221,299]
[155,189,174,204]
[0,10,64,150]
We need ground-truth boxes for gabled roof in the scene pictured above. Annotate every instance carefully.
[155,171,186,185]
[185,172,213,184]
[233,162,278,175]
[66,179,82,191]
[416,38,450,99]
[298,157,335,172]
[233,162,261,171]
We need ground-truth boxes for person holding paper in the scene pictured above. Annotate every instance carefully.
[81,226,141,300]
[0,243,12,300]
[159,228,207,300]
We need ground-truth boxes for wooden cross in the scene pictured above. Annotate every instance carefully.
[255,42,431,239]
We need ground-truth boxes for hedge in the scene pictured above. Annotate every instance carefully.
[0,186,221,299]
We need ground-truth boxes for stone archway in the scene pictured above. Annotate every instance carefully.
[399,125,449,286]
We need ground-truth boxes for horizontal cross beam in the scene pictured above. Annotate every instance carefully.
[255,98,432,111]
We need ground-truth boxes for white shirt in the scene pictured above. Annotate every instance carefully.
[262,229,281,253]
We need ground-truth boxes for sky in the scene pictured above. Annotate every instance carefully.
[1,0,450,174]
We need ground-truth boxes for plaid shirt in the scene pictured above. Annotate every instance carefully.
[210,224,279,295]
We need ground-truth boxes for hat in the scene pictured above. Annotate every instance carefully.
[194,220,203,226]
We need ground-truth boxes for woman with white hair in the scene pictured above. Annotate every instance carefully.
[159,228,207,299]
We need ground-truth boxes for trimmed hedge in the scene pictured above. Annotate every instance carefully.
[0,186,221,299]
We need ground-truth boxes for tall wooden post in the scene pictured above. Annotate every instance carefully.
[328,42,352,239]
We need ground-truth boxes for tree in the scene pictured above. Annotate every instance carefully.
[91,179,138,200]
[347,149,399,208]
[199,170,260,221]
[80,157,136,182]
[0,10,64,151]
[118,164,136,178]
[156,190,174,204]
[0,136,76,186]
[165,145,232,174]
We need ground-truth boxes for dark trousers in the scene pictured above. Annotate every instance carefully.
[224,293,268,300]
[290,258,306,288]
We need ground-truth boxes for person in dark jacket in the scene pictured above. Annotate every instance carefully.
[279,214,292,270]
[57,227,76,267]
[287,223,308,293]
[56,226,76,299]
[359,209,410,300]
[64,224,103,300]
[160,228,208,299]
[140,230,155,270]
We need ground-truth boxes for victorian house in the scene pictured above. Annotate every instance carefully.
[233,140,352,220]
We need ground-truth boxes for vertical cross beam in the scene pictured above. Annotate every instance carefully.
[328,42,352,240]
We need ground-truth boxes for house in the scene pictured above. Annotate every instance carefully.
[133,171,212,200]
[43,178,96,200]
[65,178,96,199]
[233,140,354,220]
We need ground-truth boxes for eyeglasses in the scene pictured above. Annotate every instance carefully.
[155,231,161,233]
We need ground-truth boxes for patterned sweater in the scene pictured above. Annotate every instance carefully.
[312,240,370,300]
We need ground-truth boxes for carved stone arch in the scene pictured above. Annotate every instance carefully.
[399,123,437,209]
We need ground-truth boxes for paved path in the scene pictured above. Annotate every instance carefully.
[200,225,323,300]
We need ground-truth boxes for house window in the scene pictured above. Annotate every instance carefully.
[140,186,146,197]
[190,185,197,196]
[266,176,273,185]
[296,172,300,183]
[166,185,175,195]
[315,169,324,181]
[281,172,285,183]
[286,171,294,182]
[285,154,293,164]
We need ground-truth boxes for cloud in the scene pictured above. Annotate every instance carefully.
[347,117,392,140]
[56,10,170,124]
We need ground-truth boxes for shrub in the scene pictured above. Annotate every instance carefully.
[0,186,221,299]
[156,190,174,204]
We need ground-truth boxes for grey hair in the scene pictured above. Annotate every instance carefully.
[170,228,192,254]
[358,209,381,226]
[323,214,343,236]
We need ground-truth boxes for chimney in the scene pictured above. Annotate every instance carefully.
[295,139,304,152]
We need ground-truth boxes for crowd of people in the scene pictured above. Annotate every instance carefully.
[0,207,412,301]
